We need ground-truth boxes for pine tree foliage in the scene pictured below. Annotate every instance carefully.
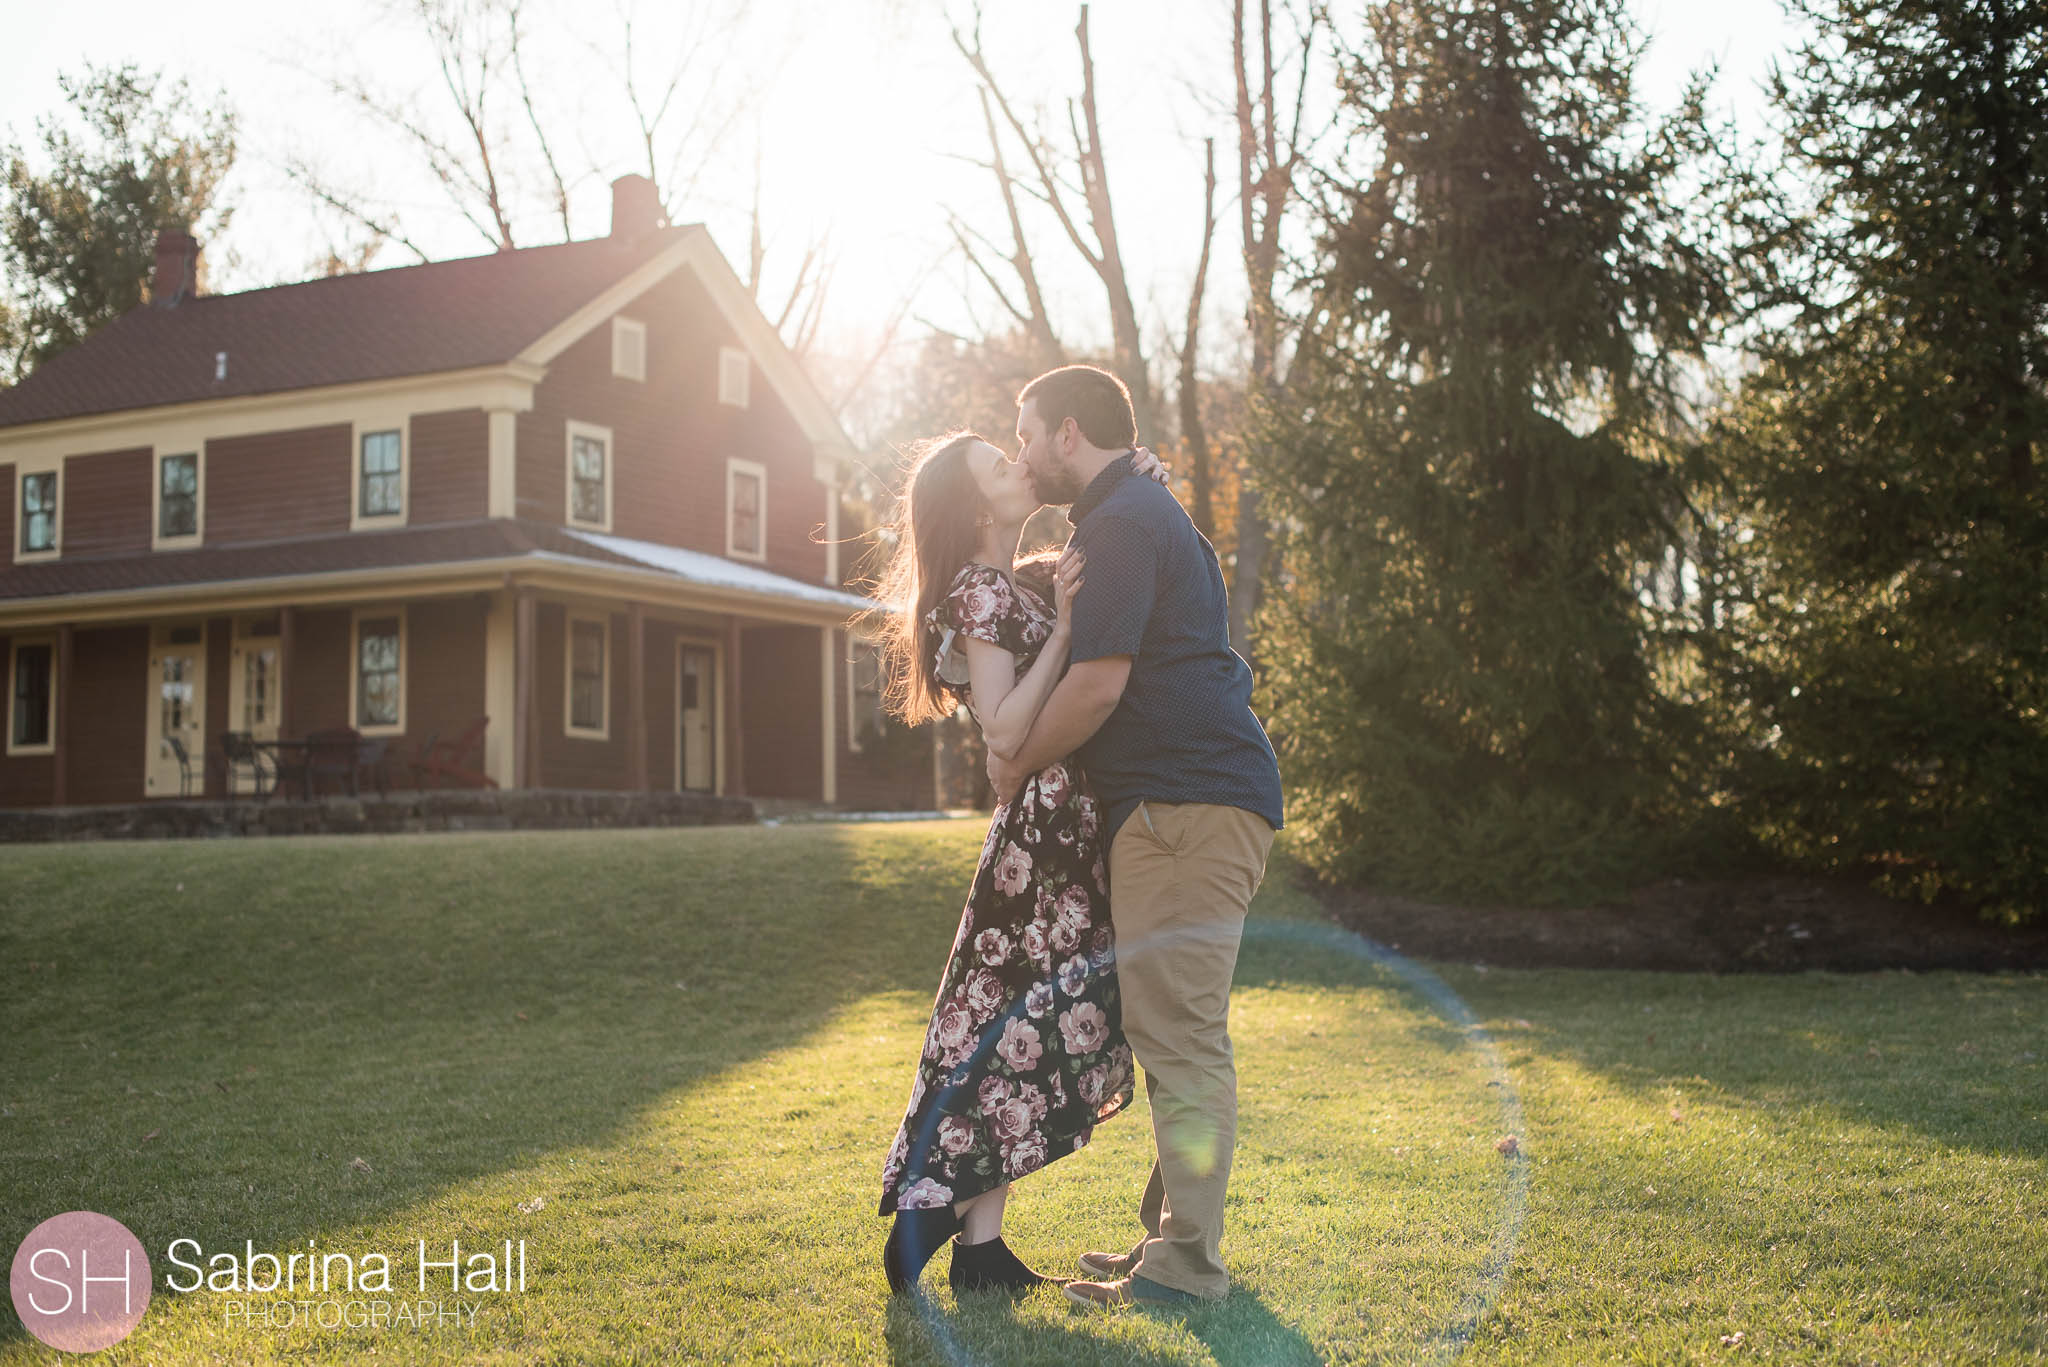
[1718,0,2048,920]
[1257,0,1741,903]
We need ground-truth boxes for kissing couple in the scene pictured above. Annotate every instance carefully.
[866,364,1284,1309]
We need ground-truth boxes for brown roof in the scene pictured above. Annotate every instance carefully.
[0,228,690,430]
[0,518,876,618]
[0,519,643,601]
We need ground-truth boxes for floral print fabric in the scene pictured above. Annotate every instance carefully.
[879,563,1135,1214]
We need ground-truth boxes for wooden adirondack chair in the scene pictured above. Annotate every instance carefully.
[411,716,496,789]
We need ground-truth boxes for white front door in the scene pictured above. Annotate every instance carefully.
[678,645,717,792]
[227,633,282,795]
[144,640,206,798]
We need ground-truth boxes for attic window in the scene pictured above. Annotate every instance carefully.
[612,317,647,382]
[718,347,750,408]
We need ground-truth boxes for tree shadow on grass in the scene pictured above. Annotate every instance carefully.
[0,829,1493,1361]
[1458,965,2048,1163]
[0,825,996,1350]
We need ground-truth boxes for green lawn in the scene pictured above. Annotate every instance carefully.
[1,821,2042,1365]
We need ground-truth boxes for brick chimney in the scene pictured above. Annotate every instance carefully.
[151,228,203,308]
[609,175,664,241]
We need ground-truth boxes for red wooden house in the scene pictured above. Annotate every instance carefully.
[0,176,929,813]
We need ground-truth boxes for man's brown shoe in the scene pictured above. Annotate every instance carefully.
[1063,1275,1205,1312]
[1076,1250,1134,1279]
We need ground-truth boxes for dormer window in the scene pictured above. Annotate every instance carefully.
[158,452,199,542]
[718,347,750,408]
[612,317,647,381]
[566,420,613,532]
[359,429,403,520]
[20,471,57,556]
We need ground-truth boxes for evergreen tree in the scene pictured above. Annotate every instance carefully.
[1718,0,2048,920]
[1257,0,1737,903]
[2,65,237,376]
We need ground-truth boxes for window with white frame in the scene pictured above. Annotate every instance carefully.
[359,429,404,519]
[727,459,765,561]
[846,640,885,753]
[351,611,404,734]
[566,615,608,737]
[566,421,612,530]
[158,452,199,540]
[8,639,55,753]
[20,471,57,554]
[612,317,647,381]
[718,346,750,408]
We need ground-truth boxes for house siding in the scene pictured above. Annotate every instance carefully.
[408,409,489,524]
[518,268,828,584]
[739,623,822,800]
[833,628,935,811]
[405,595,488,766]
[290,608,353,733]
[60,448,151,557]
[206,424,351,544]
[67,625,148,804]
[0,624,149,807]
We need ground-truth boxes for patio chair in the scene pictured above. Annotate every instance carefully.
[302,727,368,798]
[220,730,276,801]
[164,736,195,797]
[355,737,393,798]
[411,715,496,790]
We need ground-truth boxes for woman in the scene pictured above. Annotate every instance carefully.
[870,431,1165,1296]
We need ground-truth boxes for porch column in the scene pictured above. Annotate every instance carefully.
[725,618,745,797]
[626,600,647,791]
[514,587,538,789]
[53,624,73,806]
[820,626,837,805]
[278,606,296,739]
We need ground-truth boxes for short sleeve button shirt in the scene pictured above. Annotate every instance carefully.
[1065,455,1284,845]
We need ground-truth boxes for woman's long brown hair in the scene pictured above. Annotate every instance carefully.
[860,431,992,728]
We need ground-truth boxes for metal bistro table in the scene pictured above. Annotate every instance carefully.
[254,731,384,801]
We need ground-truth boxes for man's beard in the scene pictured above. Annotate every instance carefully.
[1032,459,1086,506]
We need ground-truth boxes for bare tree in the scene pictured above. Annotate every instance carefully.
[952,4,1159,441]
[279,0,846,353]
[1179,138,1221,538]
[946,88,1065,371]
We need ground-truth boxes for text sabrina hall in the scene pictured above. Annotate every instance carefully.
[165,1237,529,1330]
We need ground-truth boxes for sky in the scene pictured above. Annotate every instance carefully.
[0,0,1799,432]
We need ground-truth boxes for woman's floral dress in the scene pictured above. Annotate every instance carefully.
[878,562,1135,1215]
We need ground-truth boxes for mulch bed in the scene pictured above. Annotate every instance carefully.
[1315,870,2048,973]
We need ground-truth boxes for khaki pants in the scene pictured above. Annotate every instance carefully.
[1109,800,1275,1299]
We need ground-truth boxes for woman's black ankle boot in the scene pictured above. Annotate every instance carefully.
[948,1235,1054,1293]
[883,1206,966,1295]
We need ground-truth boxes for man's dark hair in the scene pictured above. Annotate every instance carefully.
[1018,365,1137,450]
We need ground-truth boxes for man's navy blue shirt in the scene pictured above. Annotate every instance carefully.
[1065,455,1284,845]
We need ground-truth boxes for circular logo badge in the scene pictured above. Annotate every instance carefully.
[10,1211,152,1353]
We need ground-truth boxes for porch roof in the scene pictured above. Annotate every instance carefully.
[0,518,877,620]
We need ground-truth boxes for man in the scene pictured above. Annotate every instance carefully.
[992,363,1285,1308]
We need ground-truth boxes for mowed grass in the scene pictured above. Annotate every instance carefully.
[0,820,2039,1365]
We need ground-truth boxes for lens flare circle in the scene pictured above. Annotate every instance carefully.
[895,917,1529,1365]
